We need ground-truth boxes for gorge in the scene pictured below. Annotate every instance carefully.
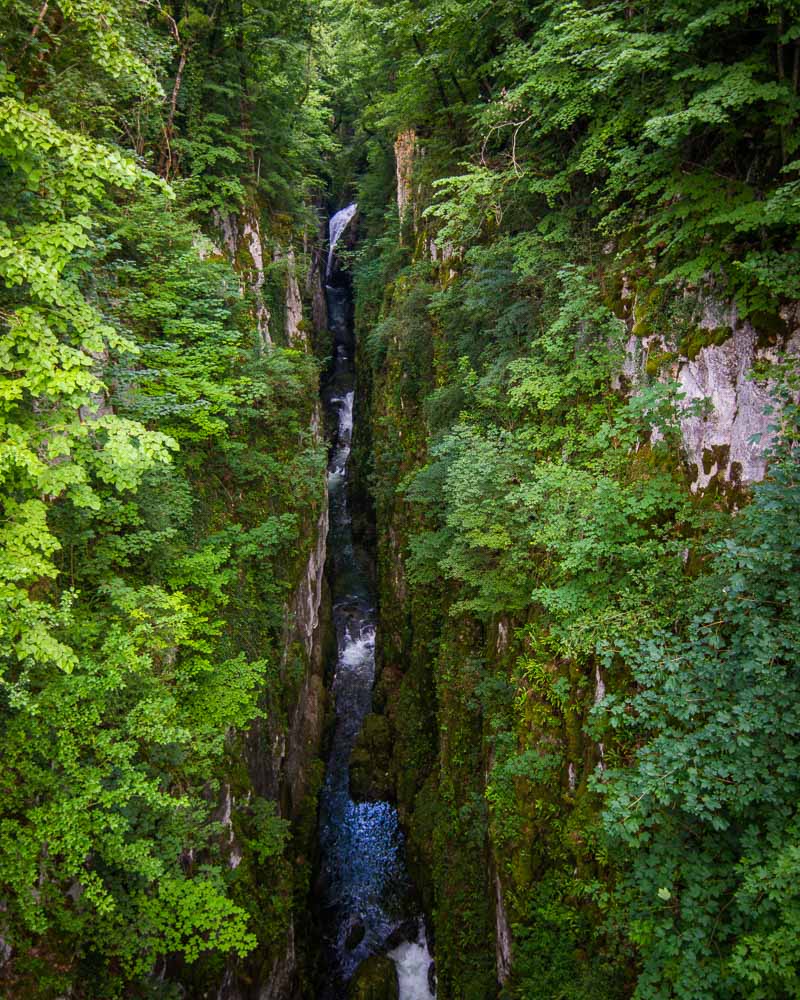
[315,207,435,999]
[1,3,799,1000]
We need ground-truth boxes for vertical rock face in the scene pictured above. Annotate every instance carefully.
[215,208,273,348]
[624,302,800,492]
[250,496,329,799]
[243,217,272,349]
[294,489,328,661]
[394,129,416,224]
[361,135,800,999]
[215,208,328,352]
[676,320,800,492]
[494,869,513,985]
[282,498,329,814]
[220,496,329,1000]
[284,247,306,348]
[256,923,297,1000]
[309,258,328,341]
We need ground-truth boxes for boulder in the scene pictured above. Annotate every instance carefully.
[349,713,394,801]
[348,955,399,1000]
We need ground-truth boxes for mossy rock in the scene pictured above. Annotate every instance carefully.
[702,444,730,476]
[645,348,678,377]
[632,286,663,337]
[678,325,733,361]
[750,308,790,348]
[601,272,627,320]
[348,955,399,1000]
[349,713,394,801]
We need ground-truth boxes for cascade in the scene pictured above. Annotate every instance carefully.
[326,203,358,278]
[316,214,435,999]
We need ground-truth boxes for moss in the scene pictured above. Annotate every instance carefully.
[645,349,678,377]
[294,757,325,859]
[354,238,638,1000]
[701,444,730,476]
[601,272,628,321]
[750,308,790,349]
[632,285,664,337]
[679,324,733,361]
[389,618,438,808]
[349,713,394,801]
[426,634,497,998]
[696,467,751,511]
[348,955,399,1000]
[405,770,441,911]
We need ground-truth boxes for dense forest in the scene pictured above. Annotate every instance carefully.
[0,1,799,999]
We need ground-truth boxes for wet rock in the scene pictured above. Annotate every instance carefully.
[346,921,366,950]
[348,955,399,1000]
[349,713,394,802]
[384,919,419,951]
[428,961,436,995]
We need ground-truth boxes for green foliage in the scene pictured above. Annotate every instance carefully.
[597,401,800,998]
[403,254,703,653]
[0,2,327,994]
[0,67,175,679]
[0,576,265,983]
[4,0,800,995]
[343,0,800,313]
[509,870,631,1000]
[166,0,336,215]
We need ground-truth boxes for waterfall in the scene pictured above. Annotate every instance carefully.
[327,203,358,278]
[390,927,437,1000]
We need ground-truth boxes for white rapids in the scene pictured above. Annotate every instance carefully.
[317,215,434,1000]
[390,927,436,1000]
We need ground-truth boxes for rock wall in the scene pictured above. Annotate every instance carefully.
[215,208,273,348]
[623,300,800,492]
[283,247,306,348]
[493,866,513,986]
[394,129,416,225]
[234,498,329,1000]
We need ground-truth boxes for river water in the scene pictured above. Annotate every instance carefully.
[316,208,435,1000]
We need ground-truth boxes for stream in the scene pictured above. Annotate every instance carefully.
[315,207,436,1000]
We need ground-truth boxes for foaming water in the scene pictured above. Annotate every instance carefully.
[327,391,354,479]
[317,246,434,998]
[390,928,437,1000]
[326,204,358,277]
